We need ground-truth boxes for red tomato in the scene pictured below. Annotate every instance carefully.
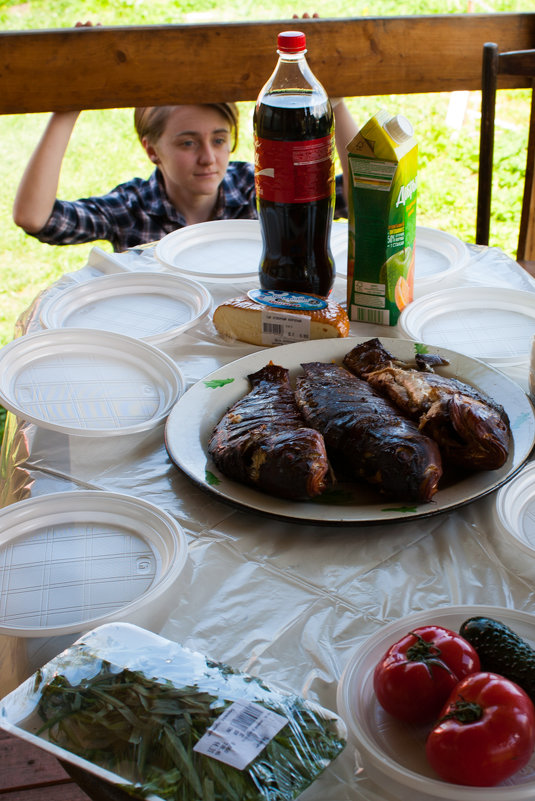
[426,672,535,786]
[373,625,480,724]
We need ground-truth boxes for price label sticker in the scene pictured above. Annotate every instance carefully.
[193,700,288,770]
[261,309,311,344]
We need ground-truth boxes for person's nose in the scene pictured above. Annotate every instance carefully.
[197,140,216,165]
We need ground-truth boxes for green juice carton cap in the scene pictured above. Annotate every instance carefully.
[346,110,417,326]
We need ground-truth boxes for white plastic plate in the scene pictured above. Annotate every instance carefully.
[155,219,350,282]
[0,491,188,637]
[0,328,184,436]
[39,271,212,345]
[330,219,349,278]
[496,462,535,563]
[155,219,262,280]
[337,605,535,801]
[164,336,535,526]
[413,226,470,289]
[399,286,535,366]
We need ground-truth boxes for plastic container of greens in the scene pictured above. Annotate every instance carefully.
[0,622,347,801]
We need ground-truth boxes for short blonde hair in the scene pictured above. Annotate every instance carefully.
[134,103,239,151]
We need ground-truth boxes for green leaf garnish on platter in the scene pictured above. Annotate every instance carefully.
[204,378,235,389]
[205,470,220,486]
[311,487,357,504]
[414,342,429,354]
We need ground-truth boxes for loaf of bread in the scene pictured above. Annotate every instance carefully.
[213,294,350,346]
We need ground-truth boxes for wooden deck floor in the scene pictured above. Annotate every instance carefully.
[0,729,91,800]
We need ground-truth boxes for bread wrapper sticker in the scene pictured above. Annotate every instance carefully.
[346,110,417,325]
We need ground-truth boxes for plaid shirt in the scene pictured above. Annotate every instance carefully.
[32,162,348,252]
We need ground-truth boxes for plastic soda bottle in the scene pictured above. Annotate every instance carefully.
[254,30,335,297]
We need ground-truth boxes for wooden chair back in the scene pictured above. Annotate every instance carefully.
[476,42,535,264]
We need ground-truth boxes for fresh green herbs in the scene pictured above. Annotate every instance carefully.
[36,661,345,801]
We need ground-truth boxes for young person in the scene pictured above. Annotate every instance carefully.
[13,98,357,252]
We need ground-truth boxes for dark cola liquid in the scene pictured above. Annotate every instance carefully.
[254,92,335,297]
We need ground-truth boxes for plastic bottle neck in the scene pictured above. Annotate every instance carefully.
[265,50,323,97]
[276,50,307,62]
[256,37,330,110]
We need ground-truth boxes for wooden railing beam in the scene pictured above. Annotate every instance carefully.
[0,14,534,114]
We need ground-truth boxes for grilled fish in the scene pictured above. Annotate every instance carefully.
[208,363,331,499]
[343,338,511,470]
[294,361,442,502]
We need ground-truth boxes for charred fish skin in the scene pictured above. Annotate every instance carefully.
[208,363,331,500]
[343,338,508,418]
[294,361,442,503]
[343,339,511,470]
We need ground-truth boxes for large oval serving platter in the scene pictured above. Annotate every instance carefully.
[164,337,535,525]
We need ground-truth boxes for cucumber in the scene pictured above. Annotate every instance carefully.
[460,616,535,703]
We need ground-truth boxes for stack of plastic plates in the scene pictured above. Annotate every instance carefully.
[399,286,535,366]
[154,218,350,283]
[0,328,183,436]
[155,220,261,281]
[495,462,535,578]
[0,490,188,636]
[330,225,470,288]
[39,271,212,346]
[411,226,470,292]
[0,491,189,675]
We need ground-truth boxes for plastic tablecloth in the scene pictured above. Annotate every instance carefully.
[2,240,535,801]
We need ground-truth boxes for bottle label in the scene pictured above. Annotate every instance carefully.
[248,289,328,311]
[254,134,334,203]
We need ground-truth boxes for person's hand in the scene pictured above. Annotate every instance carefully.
[292,13,343,109]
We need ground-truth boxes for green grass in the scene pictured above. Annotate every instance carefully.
[0,0,532,356]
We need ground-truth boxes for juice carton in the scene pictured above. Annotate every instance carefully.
[346,110,417,325]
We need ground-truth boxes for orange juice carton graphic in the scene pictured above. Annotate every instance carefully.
[346,110,417,325]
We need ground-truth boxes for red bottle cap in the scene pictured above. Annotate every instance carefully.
[277,31,306,53]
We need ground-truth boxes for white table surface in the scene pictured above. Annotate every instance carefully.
[2,237,535,801]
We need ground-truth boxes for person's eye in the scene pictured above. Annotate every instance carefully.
[214,136,230,147]
[178,139,197,149]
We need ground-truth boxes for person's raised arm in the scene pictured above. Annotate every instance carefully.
[332,98,359,204]
[12,110,81,233]
[292,14,358,204]
[13,21,97,234]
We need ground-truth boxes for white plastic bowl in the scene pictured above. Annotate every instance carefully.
[337,605,535,801]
